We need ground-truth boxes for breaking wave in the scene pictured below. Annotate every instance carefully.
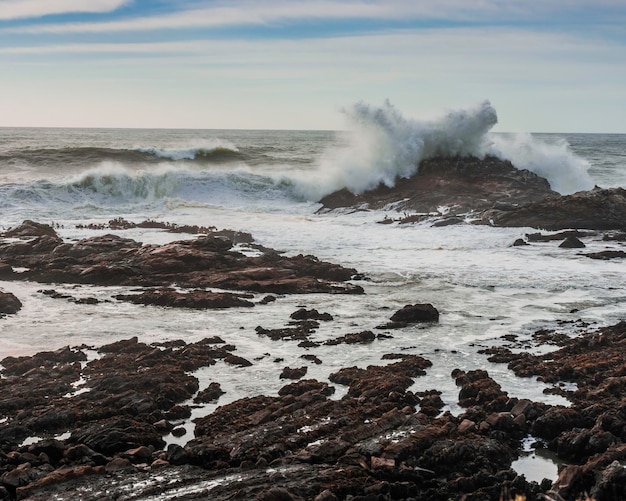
[0,161,303,220]
[298,100,594,199]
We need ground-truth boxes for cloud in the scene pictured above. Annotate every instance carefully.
[0,0,130,20]
[5,0,624,34]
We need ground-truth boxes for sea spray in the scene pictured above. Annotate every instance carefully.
[296,100,594,199]
[296,100,498,199]
[489,133,595,194]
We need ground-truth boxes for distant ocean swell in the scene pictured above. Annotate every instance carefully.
[0,144,244,168]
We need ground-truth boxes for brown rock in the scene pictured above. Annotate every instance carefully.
[2,220,58,238]
[194,382,225,403]
[280,366,308,380]
[0,222,363,295]
[114,288,255,309]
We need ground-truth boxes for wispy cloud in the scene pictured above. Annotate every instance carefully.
[5,0,624,34]
[0,0,130,21]
[3,28,621,85]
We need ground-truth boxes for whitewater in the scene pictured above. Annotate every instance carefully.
[0,101,625,480]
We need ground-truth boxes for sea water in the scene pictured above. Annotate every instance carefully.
[0,102,625,447]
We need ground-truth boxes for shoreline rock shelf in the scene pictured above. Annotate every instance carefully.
[1,322,626,499]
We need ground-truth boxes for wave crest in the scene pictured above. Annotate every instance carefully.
[135,141,240,162]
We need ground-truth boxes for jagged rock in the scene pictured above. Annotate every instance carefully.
[559,236,586,248]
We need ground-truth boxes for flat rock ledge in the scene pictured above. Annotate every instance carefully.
[0,221,363,297]
[1,319,626,499]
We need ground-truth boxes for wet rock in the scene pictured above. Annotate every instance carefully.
[330,354,431,402]
[290,308,333,321]
[559,236,586,248]
[488,187,626,231]
[389,303,439,324]
[584,250,626,260]
[256,322,319,342]
[69,418,165,456]
[512,238,528,246]
[454,369,510,413]
[224,354,253,367]
[300,354,322,365]
[277,380,334,397]
[280,366,308,380]
[0,291,21,315]
[114,288,255,309]
[166,444,189,466]
[121,445,153,464]
[2,220,58,238]
[13,318,626,499]
[0,262,14,280]
[325,330,376,346]
[526,230,595,242]
[194,382,225,403]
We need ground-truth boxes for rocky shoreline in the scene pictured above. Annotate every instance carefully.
[0,202,625,500]
[0,310,625,500]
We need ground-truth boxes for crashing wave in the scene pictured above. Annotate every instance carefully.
[298,100,594,199]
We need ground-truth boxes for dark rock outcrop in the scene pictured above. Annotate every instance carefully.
[114,288,255,309]
[0,222,363,296]
[319,155,554,215]
[390,303,440,324]
[318,155,626,232]
[486,187,626,231]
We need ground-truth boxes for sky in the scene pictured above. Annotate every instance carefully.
[0,0,624,132]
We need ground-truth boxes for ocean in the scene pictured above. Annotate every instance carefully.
[0,104,625,478]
